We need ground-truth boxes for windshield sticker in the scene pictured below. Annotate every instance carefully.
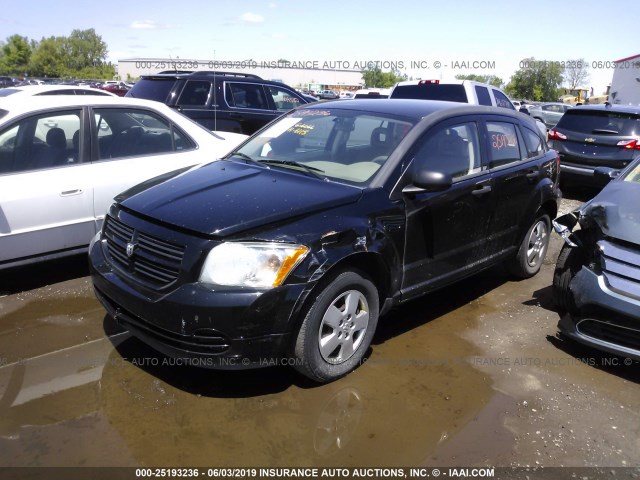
[258,117,303,138]
[295,109,331,117]
[287,123,314,136]
[491,133,518,149]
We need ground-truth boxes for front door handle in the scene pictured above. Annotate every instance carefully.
[471,185,492,196]
[60,189,83,196]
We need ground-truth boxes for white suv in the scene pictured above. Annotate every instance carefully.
[390,79,515,109]
[390,79,546,135]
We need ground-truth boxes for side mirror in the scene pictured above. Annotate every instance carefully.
[403,169,453,195]
[594,166,620,182]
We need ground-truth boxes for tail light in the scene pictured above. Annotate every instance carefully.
[548,129,567,141]
[418,80,439,85]
[617,139,640,149]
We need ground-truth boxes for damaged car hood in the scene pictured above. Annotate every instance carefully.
[118,160,362,237]
[579,181,640,245]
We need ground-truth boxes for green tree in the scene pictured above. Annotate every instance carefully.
[0,34,32,76]
[505,57,564,101]
[63,28,109,71]
[455,74,504,88]
[29,36,66,78]
[361,66,407,88]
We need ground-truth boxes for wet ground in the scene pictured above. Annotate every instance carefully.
[1,188,639,469]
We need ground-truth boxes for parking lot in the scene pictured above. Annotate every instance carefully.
[0,190,638,469]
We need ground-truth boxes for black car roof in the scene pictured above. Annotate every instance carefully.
[571,104,640,115]
[299,98,527,122]
[139,70,288,85]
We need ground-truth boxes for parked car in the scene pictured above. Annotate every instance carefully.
[100,83,131,96]
[0,84,116,97]
[126,71,311,135]
[339,91,355,99]
[552,157,640,360]
[352,88,391,99]
[317,90,339,100]
[528,102,571,128]
[89,99,560,383]
[391,79,515,109]
[548,104,640,186]
[0,96,247,270]
[0,76,18,88]
[390,79,547,137]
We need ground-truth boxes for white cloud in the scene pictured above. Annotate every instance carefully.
[130,20,159,30]
[240,12,264,23]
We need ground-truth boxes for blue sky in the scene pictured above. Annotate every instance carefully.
[1,0,636,93]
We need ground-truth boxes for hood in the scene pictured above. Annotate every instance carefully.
[580,180,640,245]
[118,160,362,237]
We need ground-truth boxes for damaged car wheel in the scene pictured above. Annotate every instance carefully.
[553,241,586,313]
[294,270,379,383]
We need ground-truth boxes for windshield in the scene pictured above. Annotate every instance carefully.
[390,84,468,103]
[233,108,415,185]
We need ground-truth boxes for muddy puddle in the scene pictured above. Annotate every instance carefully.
[0,264,519,467]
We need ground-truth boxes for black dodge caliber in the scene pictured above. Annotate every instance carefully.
[90,99,561,382]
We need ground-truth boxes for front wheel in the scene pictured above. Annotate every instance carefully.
[293,270,379,383]
[507,214,551,279]
[552,242,585,312]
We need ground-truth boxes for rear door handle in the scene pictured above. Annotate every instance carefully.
[526,169,539,179]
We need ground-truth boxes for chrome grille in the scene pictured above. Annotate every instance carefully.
[103,215,185,288]
[599,240,640,300]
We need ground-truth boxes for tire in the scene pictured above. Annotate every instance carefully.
[507,214,551,279]
[552,242,585,312]
[293,270,379,383]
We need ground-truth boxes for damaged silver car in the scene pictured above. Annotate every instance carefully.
[552,162,640,360]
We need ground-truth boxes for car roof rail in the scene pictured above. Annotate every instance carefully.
[194,71,263,80]
[157,70,194,74]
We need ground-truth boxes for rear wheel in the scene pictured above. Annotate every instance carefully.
[294,270,379,383]
[507,214,550,279]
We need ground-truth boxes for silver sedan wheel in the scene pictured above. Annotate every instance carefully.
[526,219,549,267]
[318,290,370,364]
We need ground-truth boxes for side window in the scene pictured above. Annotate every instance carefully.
[225,83,269,110]
[475,86,492,106]
[0,110,81,174]
[413,122,482,179]
[177,80,211,106]
[93,108,193,160]
[268,86,301,111]
[486,121,523,167]
[521,125,545,158]
[493,90,516,110]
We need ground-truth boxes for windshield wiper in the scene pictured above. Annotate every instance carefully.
[228,152,264,167]
[592,128,619,135]
[259,159,325,179]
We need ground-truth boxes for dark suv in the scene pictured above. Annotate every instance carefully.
[548,104,640,186]
[126,71,310,134]
[89,100,560,383]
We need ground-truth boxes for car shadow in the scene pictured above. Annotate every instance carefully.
[547,330,640,384]
[524,284,557,312]
[561,183,602,203]
[373,264,510,345]
[0,253,90,295]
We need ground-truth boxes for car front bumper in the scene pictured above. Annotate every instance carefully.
[558,266,640,361]
[90,237,308,369]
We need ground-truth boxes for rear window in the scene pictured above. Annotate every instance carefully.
[390,84,468,103]
[556,109,640,136]
[126,78,177,102]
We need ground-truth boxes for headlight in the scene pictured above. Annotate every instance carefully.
[199,242,309,288]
